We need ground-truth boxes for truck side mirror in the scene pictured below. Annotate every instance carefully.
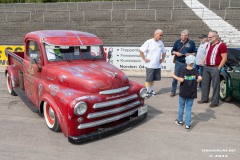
[30,53,38,64]
[30,53,42,72]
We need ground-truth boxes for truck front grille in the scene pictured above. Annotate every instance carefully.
[78,107,140,130]
[88,101,141,119]
[99,86,129,95]
[78,94,142,130]
[93,94,138,109]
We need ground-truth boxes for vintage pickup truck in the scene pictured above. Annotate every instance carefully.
[5,30,148,143]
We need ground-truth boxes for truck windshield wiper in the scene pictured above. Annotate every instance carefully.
[49,51,63,59]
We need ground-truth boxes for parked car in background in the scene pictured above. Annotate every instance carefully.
[219,48,240,101]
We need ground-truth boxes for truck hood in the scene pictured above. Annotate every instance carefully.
[46,61,129,93]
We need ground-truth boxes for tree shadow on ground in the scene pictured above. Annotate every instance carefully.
[191,108,216,128]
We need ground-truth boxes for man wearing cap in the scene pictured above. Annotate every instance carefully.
[139,29,166,97]
[195,34,208,89]
[170,29,197,97]
[171,55,202,131]
[198,30,227,108]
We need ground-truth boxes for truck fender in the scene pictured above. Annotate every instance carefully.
[219,70,232,101]
[220,71,232,91]
[5,66,19,88]
[40,95,68,137]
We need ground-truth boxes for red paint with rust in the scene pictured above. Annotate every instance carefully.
[5,30,147,143]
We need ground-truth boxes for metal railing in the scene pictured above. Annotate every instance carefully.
[0,1,189,12]
[0,11,31,22]
[199,0,240,9]
[224,7,240,20]
[42,10,70,22]
[0,1,239,22]
[0,8,221,22]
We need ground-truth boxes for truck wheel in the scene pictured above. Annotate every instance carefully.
[219,77,231,101]
[43,101,61,132]
[6,73,17,96]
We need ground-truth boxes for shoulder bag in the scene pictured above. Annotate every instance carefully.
[173,40,190,63]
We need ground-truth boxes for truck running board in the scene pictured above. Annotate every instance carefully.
[13,87,39,113]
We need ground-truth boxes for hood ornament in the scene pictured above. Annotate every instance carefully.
[102,69,118,78]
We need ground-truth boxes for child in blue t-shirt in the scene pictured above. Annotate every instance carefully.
[171,55,202,131]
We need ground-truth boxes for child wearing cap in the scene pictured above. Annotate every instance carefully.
[171,55,202,131]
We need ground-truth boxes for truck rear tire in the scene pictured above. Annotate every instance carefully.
[43,101,61,132]
[6,73,17,96]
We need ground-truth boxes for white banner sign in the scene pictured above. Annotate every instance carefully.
[104,46,175,71]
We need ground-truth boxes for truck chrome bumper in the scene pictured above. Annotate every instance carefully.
[79,106,142,129]
[68,112,147,144]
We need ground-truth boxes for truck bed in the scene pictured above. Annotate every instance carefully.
[7,50,24,65]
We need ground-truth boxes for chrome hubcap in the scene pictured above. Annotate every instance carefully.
[49,107,55,120]
[220,80,226,97]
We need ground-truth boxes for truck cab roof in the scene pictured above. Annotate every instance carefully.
[25,30,103,46]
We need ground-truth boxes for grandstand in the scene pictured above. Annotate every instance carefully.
[0,0,239,47]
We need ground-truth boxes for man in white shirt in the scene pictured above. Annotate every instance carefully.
[195,34,208,89]
[139,29,166,97]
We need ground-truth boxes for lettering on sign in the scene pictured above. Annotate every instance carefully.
[104,46,174,71]
[0,46,25,66]
[0,45,175,71]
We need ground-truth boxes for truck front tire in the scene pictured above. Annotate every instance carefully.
[219,76,231,101]
[43,101,61,132]
[6,73,17,96]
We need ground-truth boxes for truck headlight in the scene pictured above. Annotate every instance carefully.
[139,88,148,98]
[74,102,88,116]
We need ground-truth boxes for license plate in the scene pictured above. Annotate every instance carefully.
[138,105,148,116]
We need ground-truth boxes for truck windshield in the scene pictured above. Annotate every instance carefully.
[44,44,104,62]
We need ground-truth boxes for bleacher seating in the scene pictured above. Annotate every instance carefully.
[1,0,239,47]
[198,0,240,31]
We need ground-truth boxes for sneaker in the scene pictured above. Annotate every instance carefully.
[175,119,183,126]
[150,91,157,96]
[185,125,191,131]
[170,92,176,97]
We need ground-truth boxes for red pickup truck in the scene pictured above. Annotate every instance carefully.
[5,30,148,143]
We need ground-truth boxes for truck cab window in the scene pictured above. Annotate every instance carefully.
[81,45,104,60]
[45,45,104,61]
[28,41,41,63]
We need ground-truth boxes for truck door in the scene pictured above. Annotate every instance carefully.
[23,40,42,107]
[232,66,240,99]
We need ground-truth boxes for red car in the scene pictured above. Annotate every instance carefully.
[5,30,148,143]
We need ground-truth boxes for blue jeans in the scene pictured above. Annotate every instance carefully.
[171,61,187,93]
[178,96,194,126]
[194,65,203,88]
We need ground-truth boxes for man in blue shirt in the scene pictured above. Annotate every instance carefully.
[170,29,197,97]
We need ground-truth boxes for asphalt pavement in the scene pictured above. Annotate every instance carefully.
[0,72,239,160]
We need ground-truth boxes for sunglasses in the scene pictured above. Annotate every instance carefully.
[208,36,215,39]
